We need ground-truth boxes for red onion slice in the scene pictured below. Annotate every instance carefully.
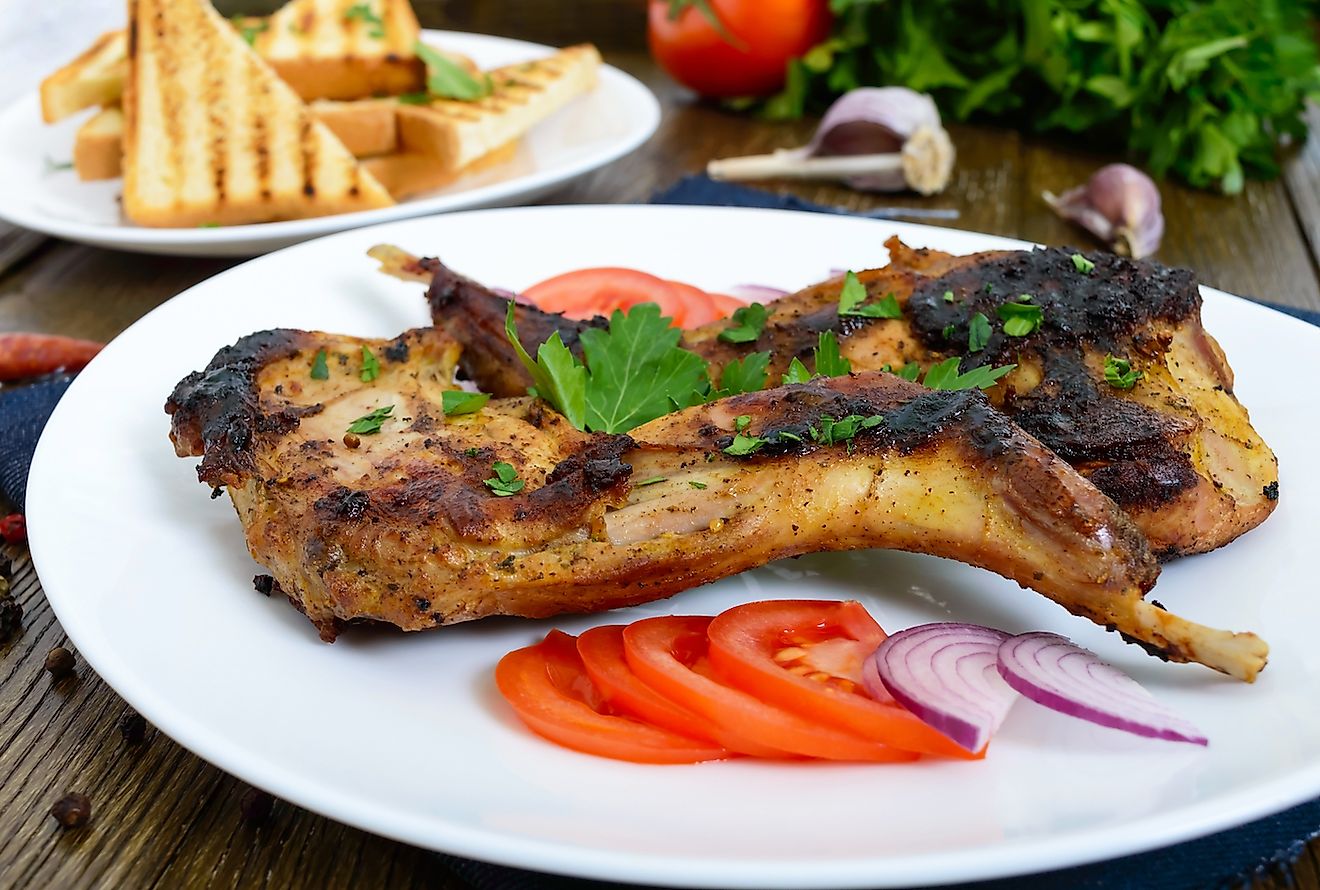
[868,623,1018,753]
[997,632,1208,746]
[727,284,789,303]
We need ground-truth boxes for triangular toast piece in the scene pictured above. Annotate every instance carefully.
[253,0,425,100]
[123,0,395,227]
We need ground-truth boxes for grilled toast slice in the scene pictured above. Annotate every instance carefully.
[362,140,518,199]
[252,0,424,100]
[310,98,399,156]
[40,30,128,123]
[73,106,124,180]
[123,0,394,227]
[396,44,600,172]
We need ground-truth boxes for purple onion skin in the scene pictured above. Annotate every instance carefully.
[807,87,941,158]
[997,632,1208,746]
[869,623,1016,754]
[727,284,789,303]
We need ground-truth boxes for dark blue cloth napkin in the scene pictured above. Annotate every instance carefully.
[3,177,1318,889]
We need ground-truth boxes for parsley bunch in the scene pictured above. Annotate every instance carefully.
[763,0,1320,193]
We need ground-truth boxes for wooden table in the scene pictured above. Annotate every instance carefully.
[3,4,1320,888]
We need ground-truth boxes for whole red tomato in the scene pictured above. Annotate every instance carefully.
[648,0,832,98]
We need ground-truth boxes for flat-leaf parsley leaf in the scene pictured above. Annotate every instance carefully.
[1104,355,1143,389]
[837,271,901,319]
[718,302,771,344]
[360,346,380,382]
[997,295,1043,337]
[310,349,329,380]
[442,391,490,416]
[484,461,525,496]
[347,405,394,435]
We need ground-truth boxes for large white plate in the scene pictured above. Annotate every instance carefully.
[26,206,1320,888]
[0,32,658,257]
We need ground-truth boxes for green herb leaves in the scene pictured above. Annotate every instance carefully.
[360,346,380,382]
[923,358,1015,391]
[717,351,770,396]
[718,303,771,344]
[233,16,269,45]
[723,414,764,456]
[721,411,885,457]
[782,358,812,385]
[837,271,901,319]
[347,405,394,435]
[484,461,524,496]
[504,302,708,434]
[442,391,490,416]
[1104,354,1143,389]
[813,414,884,446]
[344,2,384,38]
[310,349,329,380]
[967,312,991,352]
[997,295,1043,337]
[781,331,850,384]
[1071,253,1096,275]
[415,42,491,101]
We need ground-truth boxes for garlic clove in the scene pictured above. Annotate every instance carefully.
[807,87,942,157]
[1044,163,1164,259]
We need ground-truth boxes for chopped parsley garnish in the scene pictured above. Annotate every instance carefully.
[360,346,380,382]
[397,92,431,105]
[232,16,269,45]
[416,41,491,100]
[837,271,901,319]
[344,2,384,37]
[346,405,394,435]
[997,295,1043,337]
[942,323,956,339]
[814,330,851,377]
[505,302,707,434]
[782,357,812,385]
[968,312,991,352]
[689,480,708,489]
[636,476,667,486]
[716,351,770,397]
[718,302,772,344]
[723,415,766,456]
[484,461,525,496]
[309,349,329,380]
[43,156,74,173]
[943,290,956,303]
[811,414,884,447]
[923,358,1015,391]
[464,447,482,457]
[442,390,490,416]
[881,362,923,382]
[1104,354,1144,389]
[1071,253,1096,275]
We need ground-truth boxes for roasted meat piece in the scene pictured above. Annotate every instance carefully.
[166,325,1267,679]
[388,240,1278,558]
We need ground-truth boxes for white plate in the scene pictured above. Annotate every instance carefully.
[26,206,1320,888]
[0,32,658,257]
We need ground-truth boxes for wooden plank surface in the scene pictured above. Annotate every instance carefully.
[1,3,1319,888]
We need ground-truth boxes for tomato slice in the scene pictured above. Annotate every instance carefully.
[700,291,746,321]
[663,280,723,328]
[523,268,690,327]
[577,625,783,757]
[496,630,730,764]
[706,601,982,759]
[622,616,917,763]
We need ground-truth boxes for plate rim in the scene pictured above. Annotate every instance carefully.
[0,30,660,255]
[25,203,1320,889]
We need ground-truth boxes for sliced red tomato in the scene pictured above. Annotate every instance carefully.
[522,268,691,327]
[700,291,746,320]
[577,625,783,757]
[663,280,725,328]
[706,601,981,759]
[622,616,917,763]
[496,630,729,764]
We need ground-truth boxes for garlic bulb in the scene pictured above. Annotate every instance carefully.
[1044,164,1164,259]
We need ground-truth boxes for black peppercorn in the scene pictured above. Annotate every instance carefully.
[50,793,91,829]
[239,787,274,824]
[252,574,275,596]
[118,712,148,745]
[44,647,76,679]
[0,591,19,643]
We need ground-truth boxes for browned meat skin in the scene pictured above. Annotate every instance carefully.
[166,325,1268,680]
[404,239,1278,559]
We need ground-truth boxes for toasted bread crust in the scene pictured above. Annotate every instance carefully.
[73,106,124,180]
[40,30,128,123]
[362,140,518,199]
[123,0,394,227]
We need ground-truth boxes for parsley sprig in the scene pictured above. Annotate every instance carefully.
[360,346,380,382]
[1104,355,1144,389]
[1071,253,1096,275]
[347,405,394,435]
[718,303,771,344]
[310,349,329,380]
[484,461,525,496]
[997,295,1044,337]
[837,271,901,319]
[923,358,1015,391]
[415,42,491,101]
[967,312,991,352]
[442,391,490,416]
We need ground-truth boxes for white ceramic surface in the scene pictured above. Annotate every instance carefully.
[26,206,1320,888]
[0,32,659,257]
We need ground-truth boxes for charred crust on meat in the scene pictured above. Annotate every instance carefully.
[905,248,1203,509]
[1263,481,1279,501]
[383,338,410,363]
[315,487,372,521]
[165,330,308,486]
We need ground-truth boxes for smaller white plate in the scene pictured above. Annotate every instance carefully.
[0,30,659,257]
